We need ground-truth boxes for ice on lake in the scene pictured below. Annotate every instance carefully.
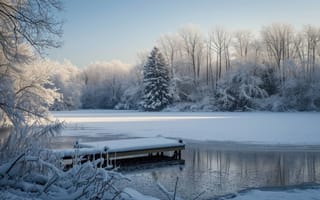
[53,110,320,145]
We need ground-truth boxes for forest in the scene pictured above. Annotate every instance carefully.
[43,24,320,112]
[3,23,319,115]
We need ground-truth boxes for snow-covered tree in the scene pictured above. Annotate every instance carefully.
[49,60,83,110]
[0,0,63,188]
[0,0,62,126]
[214,64,268,111]
[266,67,320,111]
[112,23,320,111]
[116,52,148,110]
[142,47,172,111]
[81,61,130,109]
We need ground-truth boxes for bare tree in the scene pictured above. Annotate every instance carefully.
[179,25,204,85]
[304,25,320,78]
[233,30,252,60]
[261,24,293,84]
[251,39,262,66]
[210,27,231,85]
[292,32,306,70]
[0,0,62,64]
[204,37,213,86]
[158,33,181,79]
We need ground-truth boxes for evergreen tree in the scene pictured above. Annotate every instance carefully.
[142,47,172,111]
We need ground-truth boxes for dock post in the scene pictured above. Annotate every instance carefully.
[178,150,181,160]
[104,152,109,167]
[104,147,109,168]
[178,139,183,160]
[173,150,177,159]
[114,152,117,168]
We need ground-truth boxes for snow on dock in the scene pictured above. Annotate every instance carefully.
[54,137,185,169]
[80,138,184,152]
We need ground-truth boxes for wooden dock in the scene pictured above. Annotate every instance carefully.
[54,138,185,169]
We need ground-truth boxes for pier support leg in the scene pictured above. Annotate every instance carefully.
[173,151,177,159]
[178,150,181,160]
[104,153,109,167]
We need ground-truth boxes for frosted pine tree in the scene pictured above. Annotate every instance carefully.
[142,47,172,111]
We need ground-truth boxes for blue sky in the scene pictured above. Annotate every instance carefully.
[48,0,320,67]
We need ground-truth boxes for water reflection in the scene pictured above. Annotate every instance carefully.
[122,141,320,200]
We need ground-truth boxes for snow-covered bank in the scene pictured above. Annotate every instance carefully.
[53,110,320,145]
[222,185,320,200]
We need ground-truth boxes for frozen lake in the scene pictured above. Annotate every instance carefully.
[52,110,320,199]
[53,110,320,145]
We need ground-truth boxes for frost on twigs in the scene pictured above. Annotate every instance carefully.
[0,120,141,200]
[0,125,151,200]
[0,122,62,163]
[214,64,268,111]
[0,152,133,199]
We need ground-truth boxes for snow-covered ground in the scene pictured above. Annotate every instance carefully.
[53,110,320,145]
[228,186,320,200]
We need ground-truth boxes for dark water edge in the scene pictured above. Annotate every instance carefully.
[119,140,320,200]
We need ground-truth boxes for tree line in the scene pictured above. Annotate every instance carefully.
[37,23,320,112]
[17,24,320,111]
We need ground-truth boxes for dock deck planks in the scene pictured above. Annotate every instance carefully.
[54,137,185,169]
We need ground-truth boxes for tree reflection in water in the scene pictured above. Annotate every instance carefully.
[124,142,320,200]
